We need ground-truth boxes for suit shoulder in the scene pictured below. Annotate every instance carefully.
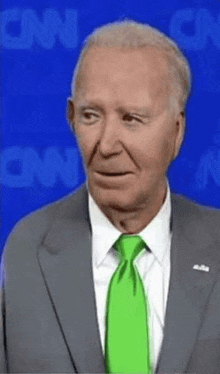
[171,193,220,238]
[2,185,87,257]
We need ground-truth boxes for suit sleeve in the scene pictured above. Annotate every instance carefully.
[0,257,7,373]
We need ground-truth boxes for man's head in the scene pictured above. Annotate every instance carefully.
[68,21,191,214]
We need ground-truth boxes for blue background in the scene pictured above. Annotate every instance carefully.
[1,0,220,256]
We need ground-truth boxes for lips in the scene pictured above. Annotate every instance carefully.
[92,169,133,187]
[95,170,131,176]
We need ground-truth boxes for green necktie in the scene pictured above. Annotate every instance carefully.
[105,234,151,374]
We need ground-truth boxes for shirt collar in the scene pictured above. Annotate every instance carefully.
[138,186,171,265]
[89,183,171,268]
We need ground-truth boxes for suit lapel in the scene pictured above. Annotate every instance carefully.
[37,187,219,374]
[37,187,105,373]
[157,196,220,373]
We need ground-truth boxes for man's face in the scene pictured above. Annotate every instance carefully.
[70,46,184,212]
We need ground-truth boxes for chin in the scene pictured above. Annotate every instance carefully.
[90,184,144,212]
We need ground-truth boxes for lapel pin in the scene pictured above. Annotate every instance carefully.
[193,264,209,272]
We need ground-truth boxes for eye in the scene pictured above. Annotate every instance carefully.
[81,110,100,124]
[123,113,143,125]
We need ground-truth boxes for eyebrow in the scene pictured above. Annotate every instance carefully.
[77,103,104,113]
[117,107,152,117]
[77,102,152,117]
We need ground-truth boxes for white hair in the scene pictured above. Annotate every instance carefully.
[71,20,191,113]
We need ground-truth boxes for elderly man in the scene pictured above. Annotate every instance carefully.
[1,21,220,374]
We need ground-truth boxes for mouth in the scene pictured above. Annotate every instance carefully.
[95,171,131,177]
[92,170,133,187]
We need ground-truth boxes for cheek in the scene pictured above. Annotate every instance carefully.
[75,127,94,160]
[161,138,175,160]
[135,133,174,168]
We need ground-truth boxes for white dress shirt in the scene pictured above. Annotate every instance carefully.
[89,186,172,370]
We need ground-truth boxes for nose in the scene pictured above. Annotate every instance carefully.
[98,115,122,157]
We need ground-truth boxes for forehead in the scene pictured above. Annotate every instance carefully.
[75,46,171,109]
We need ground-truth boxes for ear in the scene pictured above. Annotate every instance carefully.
[67,98,75,132]
[173,111,185,159]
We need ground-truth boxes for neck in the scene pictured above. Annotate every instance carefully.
[93,184,167,234]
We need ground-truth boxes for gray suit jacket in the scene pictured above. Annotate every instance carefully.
[1,185,220,373]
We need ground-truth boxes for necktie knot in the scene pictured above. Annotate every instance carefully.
[114,234,146,262]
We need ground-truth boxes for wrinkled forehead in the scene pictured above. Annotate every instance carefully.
[78,46,169,78]
[76,46,169,96]
[73,46,172,112]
